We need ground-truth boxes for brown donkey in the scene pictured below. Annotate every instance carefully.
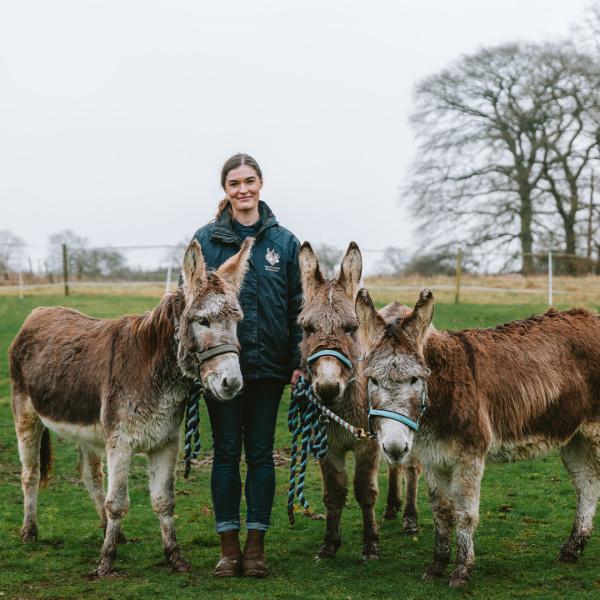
[10,238,253,577]
[297,242,421,561]
[357,287,600,586]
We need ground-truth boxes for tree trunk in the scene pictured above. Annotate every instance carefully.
[519,192,535,276]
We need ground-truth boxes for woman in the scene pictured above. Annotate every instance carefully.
[189,153,303,578]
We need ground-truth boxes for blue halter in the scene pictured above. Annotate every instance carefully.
[306,349,363,383]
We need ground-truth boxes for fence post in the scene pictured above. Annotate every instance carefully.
[166,264,172,293]
[454,248,462,303]
[62,244,69,297]
[17,244,24,300]
[548,251,553,307]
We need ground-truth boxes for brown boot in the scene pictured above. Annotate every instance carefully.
[214,531,242,577]
[243,529,268,578]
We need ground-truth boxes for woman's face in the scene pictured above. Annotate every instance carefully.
[224,165,263,216]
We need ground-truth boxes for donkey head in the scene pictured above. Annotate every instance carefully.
[356,288,434,464]
[298,241,363,407]
[177,238,253,400]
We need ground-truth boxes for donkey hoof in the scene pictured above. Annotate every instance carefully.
[169,554,191,573]
[21,525,38,543]
[449,566,470,587]
[316,545,337,561]
[557,542,579,563]
[94,564,121,579]
[362,543,380,561]
[422,561,446,581]
[93,559,120,579]
[381,507,400,522]
[403,518,419,535]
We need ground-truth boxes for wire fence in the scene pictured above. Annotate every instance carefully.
[2,242,600,306]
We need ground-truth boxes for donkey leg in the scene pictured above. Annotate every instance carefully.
[77,446,108,528]
[317,452,348,560]
[354,441,380,560]
[403,456,422,535]
[96,444,132,578]
[147,440,190,573]
[448,457,484,588]
[382,463,403,523]
[557,431,600,563]
[422,465,454,581]
[14,401,46,542]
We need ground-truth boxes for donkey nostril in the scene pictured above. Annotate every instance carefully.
[383,443,406,462]
[315,381,340,398]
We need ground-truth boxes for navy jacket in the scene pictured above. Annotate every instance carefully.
[191,201,303,382]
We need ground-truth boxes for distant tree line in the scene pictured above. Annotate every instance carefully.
[403,4,600,275]
[0,229,187,283]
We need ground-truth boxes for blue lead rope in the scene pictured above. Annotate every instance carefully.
[183,382,204,479]
[287,377,328,525]
[287,375,376,525]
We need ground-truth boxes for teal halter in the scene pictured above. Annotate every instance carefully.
[306,349,363,383]
[367,370,430,435]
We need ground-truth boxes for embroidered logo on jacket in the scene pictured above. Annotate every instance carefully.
[265,248,280,272]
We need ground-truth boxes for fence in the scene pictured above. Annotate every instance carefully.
[0,242,185,299]
[2,243,600,307]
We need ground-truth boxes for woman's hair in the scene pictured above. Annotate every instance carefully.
[216,153,263,219]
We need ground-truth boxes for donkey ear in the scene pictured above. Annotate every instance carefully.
[337,241,362,300]
[217,237,254,295]
[182,239,207,295]
[355,287,385,350]
[298,241,325,304]
[401,289,435,354]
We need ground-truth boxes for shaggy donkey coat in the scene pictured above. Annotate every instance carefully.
[357,288,600,587]
[10,239,252,577]
[297,243,421,561]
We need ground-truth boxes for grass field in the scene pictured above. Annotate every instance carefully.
[2,293,600,599]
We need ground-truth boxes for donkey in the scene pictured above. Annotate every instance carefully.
[9,238,253,578]
[297,242,421,561]
[377,302,425,529]
[357,287,600,586]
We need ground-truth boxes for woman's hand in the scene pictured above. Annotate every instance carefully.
[291,369,308,386]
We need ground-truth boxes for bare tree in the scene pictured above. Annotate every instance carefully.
[47,230,89,280]
[0,230,25,276]
[162,237,189,269]
[406,42,600,275]
[375,246,406,276]
[312,244,343,278]
[536,46,600,272]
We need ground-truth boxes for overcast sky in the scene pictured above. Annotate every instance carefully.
[0,0,594,274]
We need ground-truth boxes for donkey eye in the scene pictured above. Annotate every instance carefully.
[189,314,209,327]
[344,325,358,335]
[305,325,315,336]
[410,376,418,385]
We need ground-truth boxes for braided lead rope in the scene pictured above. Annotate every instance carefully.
[183,382,204,479]
[299,376,376,442]
[288,378,328,524]
[287,376,376,523]
[287,390,300,524]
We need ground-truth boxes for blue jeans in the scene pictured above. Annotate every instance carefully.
[205,378,285,533]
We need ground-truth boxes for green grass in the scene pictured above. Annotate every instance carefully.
[2,295,600,599]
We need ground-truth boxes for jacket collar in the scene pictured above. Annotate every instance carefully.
[211,200,278,244]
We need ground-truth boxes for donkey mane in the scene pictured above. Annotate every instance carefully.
[129,288,185,366]
[369,318,417,357]
[196,273,230,306]
[301,279,337,309]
